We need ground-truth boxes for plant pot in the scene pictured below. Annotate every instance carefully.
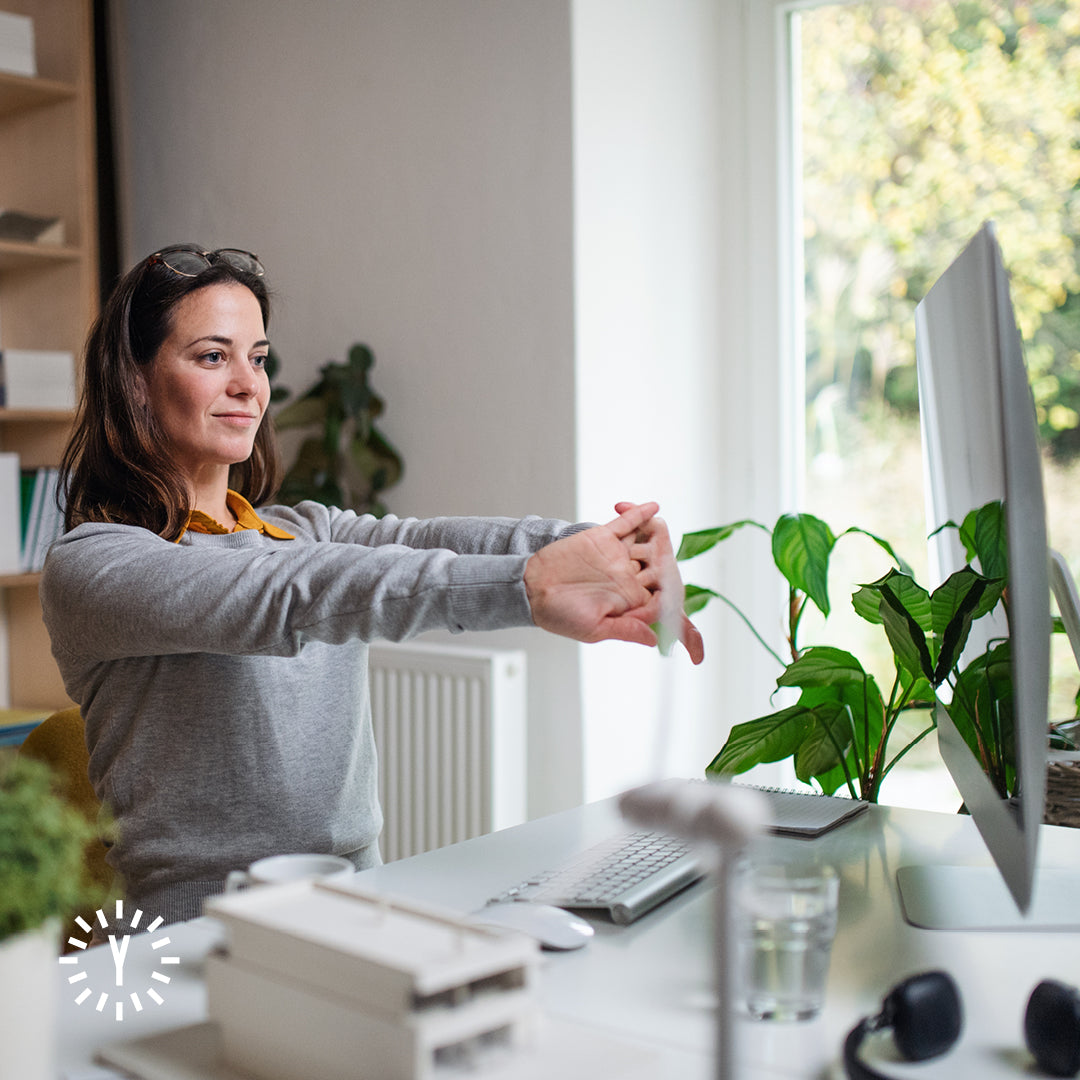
[0,918,60,1080]
[1045,760,1080,828]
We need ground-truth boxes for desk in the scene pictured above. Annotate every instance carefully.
[55,799,1080,1080]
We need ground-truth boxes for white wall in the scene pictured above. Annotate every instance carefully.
[112,0,791,816]
[572,1,730,797]
[571,0,793,798]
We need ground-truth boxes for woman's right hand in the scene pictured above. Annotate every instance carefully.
[524,502,703,663]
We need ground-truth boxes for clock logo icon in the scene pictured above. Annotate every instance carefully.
[58,899,180,1021]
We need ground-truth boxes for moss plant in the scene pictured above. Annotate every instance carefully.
[0,752,105,942]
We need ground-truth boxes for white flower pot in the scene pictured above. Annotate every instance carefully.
[0,919,60,1080]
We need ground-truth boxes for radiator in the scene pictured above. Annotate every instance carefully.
[367,641,527,862]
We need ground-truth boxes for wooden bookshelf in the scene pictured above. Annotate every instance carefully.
[0,239,82,270]
[0,68,74,116]
[0,0,96,712]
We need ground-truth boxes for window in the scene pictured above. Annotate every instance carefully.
[796,0,1080,805]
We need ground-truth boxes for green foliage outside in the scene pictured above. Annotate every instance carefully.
[802,0,1080,457]
[0,753,105,942]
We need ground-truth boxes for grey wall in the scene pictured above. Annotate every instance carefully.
[114,0,585,815]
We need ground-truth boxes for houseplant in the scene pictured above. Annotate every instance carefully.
[681,501,1011,802]
[0,751,106,1079]
[272,342,404,516]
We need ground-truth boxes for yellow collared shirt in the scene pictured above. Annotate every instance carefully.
[180,490,294,540]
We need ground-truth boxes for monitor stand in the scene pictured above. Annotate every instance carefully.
[897,865,1080,931]
[1051,549,1080,667]
[899,550,1080,932]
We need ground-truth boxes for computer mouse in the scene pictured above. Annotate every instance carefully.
[469,901,595,951]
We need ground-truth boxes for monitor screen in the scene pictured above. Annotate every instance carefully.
[908,221,1050,921]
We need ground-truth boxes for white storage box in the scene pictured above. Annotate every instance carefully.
[0,349,76,410]
[0,11,35,76]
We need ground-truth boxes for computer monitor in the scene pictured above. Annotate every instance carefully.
[898,221,1080,930]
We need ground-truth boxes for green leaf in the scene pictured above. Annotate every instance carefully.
[771,513,836,617]
[800,678,884,781]
[676,520,767,561]
[652,620,678,657]
[683,585,719,617]
[705,707,815,776]
[837,526,913,575]
[960,500,1007,581]
[273,395,326,430]
[930,567,1005,681]
[898,667,935,705]
[793,702,854,782]
[853,569,931,630]
[875,576,935,682]
[777,646,866,689]
[947,640,1015,797]
[930,566,1004,635]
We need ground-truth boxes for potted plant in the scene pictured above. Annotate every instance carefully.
[679,500,1012,802]
[271,342,404,516]
[0,752,106,1079]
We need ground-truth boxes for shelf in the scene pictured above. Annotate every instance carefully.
[0,70,75,117]
[0,239,82,271]
[0,1,95,712]
[0,407,75,423]
[0,571,41,589]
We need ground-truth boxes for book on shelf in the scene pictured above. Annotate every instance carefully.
[0,348,76,409]
[0,209,65,245]
[0,452,18,573]
[0,708,48,747]
[0,457,63,574]
[21,466,63,572]
[0,11,35,78]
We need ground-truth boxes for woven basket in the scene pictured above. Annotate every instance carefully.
[1044,760,1080,827]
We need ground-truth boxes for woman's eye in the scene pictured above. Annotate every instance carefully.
[252,354,268,369]
[200,350,225,365]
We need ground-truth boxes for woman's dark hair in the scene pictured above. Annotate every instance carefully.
[60,247,282,539]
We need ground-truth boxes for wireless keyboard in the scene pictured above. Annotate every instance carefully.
[489,785,869,925]
[490,830,704,926]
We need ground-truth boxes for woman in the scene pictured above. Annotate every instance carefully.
[40,244,702,924]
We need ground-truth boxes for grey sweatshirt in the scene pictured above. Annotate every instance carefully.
[40,502,575,920]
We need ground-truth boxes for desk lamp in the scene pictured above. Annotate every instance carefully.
[619,778,768,1080]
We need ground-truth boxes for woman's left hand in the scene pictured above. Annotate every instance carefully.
[614,500,704,665]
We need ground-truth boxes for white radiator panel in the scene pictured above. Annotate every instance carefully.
[368,642,527,862]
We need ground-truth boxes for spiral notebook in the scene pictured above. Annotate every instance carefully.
[744,784,870,838]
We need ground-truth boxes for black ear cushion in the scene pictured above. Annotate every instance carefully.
[1025,980,1080,1078]
[883,970,963,1062]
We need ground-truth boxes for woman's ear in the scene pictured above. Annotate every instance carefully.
[134,368,150,409]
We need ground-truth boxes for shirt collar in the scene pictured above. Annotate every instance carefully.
[180,490,294,540]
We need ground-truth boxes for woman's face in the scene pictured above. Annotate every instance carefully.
[144,283,271,490]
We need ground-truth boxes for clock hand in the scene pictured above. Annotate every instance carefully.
[108,932,130,987]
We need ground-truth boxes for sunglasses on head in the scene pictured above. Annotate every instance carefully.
[147,247,265,278]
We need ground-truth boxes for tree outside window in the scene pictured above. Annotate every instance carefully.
[798,0,1080,800]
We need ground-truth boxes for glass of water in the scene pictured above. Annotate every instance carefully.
[735,861,839,1021]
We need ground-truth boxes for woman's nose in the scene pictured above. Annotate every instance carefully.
[229,367,259,397]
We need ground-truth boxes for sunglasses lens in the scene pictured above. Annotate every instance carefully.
[215,249,265,276]
[150,247,264,277]
[157,250,212,276]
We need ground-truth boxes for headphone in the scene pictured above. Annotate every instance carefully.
[844,970,1080,1079]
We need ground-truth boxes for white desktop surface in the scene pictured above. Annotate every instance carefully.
[55,798,1080,1080]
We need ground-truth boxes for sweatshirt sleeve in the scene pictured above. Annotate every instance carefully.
[262,501,588,554]
[40,520,540,665]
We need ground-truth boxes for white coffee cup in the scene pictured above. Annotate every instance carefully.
[224,852,354,893]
